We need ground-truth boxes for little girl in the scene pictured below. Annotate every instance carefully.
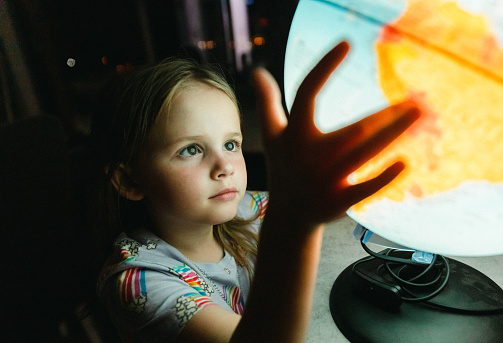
[90,42,419,342]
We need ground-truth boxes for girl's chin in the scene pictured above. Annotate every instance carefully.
[212,210,240,226]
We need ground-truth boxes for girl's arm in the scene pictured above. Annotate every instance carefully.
[179,42,420,343]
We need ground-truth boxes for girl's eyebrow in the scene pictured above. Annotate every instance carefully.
[229,132,243,138]
[168,132,242,145]
[168,135,204,144]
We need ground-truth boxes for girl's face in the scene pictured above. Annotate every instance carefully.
[136,82,247,232]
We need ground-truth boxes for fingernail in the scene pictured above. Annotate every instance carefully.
[405,106,420,121]
[398,101,421,121]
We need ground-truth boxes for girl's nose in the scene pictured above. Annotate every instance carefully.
[210,153,235,180]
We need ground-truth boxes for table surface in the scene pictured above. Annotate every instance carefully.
[306,216,503,342]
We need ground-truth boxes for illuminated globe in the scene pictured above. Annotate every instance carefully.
[285,0,503,256]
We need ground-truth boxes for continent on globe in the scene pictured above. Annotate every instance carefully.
[351,0,503,212]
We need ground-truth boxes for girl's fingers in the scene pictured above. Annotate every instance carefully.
[253,68,288,142]
[290,42,350,129]
[339,161,405,207]
[327,101,420,174]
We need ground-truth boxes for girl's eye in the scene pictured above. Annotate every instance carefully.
[224,140,241,152]
[179,144,202,157]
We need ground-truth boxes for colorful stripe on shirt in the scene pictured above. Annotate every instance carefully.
[250,191,268,222]
[98,239,142,284]
[116,267,147,314]
[118,239,141,262]
[222,285,244,315]
[171,265,244,315]
[171,265,218,326]
[174,293,215,326]
[172,265,213,295]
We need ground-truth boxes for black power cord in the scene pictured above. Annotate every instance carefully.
[353,228,450,305]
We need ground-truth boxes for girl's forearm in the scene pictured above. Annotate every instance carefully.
[231,204,325,342]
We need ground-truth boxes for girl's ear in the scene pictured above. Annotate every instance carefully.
[108,164,145,201]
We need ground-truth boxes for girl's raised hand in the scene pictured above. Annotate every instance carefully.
[253,42,420,228]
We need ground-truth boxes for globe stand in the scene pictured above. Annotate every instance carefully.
[330,253,503,343]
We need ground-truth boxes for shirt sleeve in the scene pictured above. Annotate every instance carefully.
[236,190,269,231]
[98,242,219,342]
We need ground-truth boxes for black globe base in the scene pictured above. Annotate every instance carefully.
[330,256,503,343]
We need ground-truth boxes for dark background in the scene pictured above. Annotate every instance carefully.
[0,1,299,341]
[1,0,298,136]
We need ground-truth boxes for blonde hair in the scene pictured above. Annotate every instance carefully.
[89,58,258,275]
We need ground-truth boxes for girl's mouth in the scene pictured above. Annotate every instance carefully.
[209,188,238,201]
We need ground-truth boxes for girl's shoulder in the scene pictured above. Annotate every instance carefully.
[96,230,221,341]
[237,190,269,222]
[101,229,187,272]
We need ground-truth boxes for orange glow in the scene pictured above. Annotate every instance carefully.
[115,62,133,74]
[101,56,108,65]
[253,36,265,46]
[352,0,503,211]
[197,40,215,50]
